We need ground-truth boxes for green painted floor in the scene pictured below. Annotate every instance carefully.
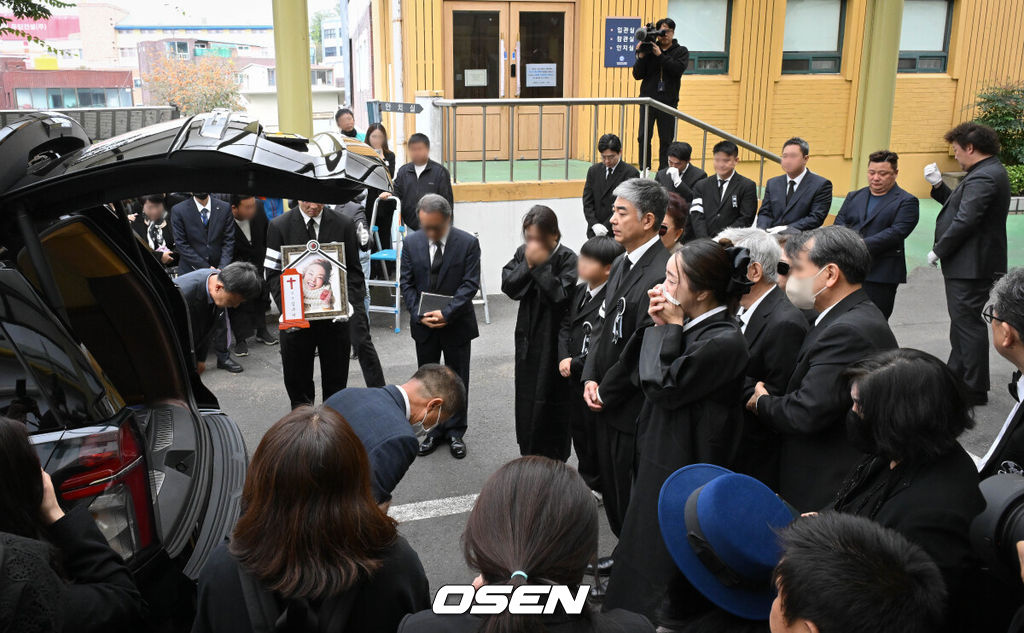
[902,199,1024,271]
[450,159,593,183]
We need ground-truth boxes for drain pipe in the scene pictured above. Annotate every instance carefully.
[391,0,406,166]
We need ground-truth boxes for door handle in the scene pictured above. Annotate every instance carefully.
[510,64,516,78]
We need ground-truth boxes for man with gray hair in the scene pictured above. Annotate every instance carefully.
[716,227,809,488]
[979,267,1024,477]
[581,177,670,573]
[748,225,897,511]
[400,193,480,460]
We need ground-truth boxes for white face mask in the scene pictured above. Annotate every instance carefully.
[785,266,827,310]
[411,405,442,438]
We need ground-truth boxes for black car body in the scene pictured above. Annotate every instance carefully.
[0,110,391,628]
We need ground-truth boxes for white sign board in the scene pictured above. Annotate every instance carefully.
[464,69,488,87]
[525,63,557,87]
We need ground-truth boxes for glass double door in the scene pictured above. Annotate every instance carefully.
[444,1,575,162]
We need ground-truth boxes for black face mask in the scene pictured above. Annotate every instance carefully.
[845,410,878,455]
[192,192,210,200]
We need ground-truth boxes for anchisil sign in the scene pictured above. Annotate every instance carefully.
[432,585,589,615]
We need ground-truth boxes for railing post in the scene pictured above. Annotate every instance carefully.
[509,102,515,182]
[564,105,571,181]
[452,105,458,184]
[591,103,598,165]
[481,105,487,184]
[538,104,544,181]
[442,106,449,173]
[618,103,625,152]
[759,156,766,197]
[641,103,649,174]
[701,129,708,171]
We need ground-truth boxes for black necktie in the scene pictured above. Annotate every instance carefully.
[718,179,726,199]
[429,241,443,289]
[622,257,633,276]
[306,218,317,241]
[580,291,592,311]
[786,179,796,203]
[606,167,612,180]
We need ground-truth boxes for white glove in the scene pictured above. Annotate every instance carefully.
[923,163,943,187]
[591,224,609,237]
[666,166,682,188]
[927,250,939,267]
[767,225,788,235]
[690,198,704,215]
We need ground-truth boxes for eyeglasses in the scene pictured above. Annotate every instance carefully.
[776,261,791,276]
[983,305,1007,325]
[659,224,669,236]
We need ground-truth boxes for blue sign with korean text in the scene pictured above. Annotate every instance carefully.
[605,17,641,68]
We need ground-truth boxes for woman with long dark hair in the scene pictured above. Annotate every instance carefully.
[602,239,753,624]
[833,348,984,631]
[0,416,145,632]
[366,122,399,252]
[400,456,654,633]
[501,206,579,460]
[193,406,429,632]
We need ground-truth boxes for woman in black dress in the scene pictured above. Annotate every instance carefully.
[366,122,399,251]
[192,406,430,633]
[501,205,579,460]
[603,239,754,624]
[399,456,655,633]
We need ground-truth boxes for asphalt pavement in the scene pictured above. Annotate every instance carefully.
[203,264,1020,595]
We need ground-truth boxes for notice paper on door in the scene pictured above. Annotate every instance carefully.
[464,69,488,87]
[525,63,557,87]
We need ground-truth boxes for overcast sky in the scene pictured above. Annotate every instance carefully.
[78,1,341,25]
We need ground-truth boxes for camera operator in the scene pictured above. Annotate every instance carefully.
[632,18,688,172]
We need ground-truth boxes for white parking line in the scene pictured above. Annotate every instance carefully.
[388,493,479,523]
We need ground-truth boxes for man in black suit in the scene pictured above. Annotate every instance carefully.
[654,141,706,203]
[979,267,1024,477]
[925,122,1011,405]
[834,150,920,319]
[324,364,466,507]
[400,194,480,459]
[582,179,670,545]
[632,17,689,171]
[337,196,385,388]
[175,263,262,374]
[227,194,277,357]
[582,134,641,238]
[558,236,623,493]
[716,227,808,489]
[380,133,454,231]
[265,200,367,409]
[749,226,897,511]
[131,194,177,269]
[690,140,758,238]
[756,137,833,234]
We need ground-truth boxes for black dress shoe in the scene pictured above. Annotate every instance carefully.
[449,437,467,459]
[585,556,614,576]
[217,358,244,373]
[418,435,440,456]
[255,329,279,345]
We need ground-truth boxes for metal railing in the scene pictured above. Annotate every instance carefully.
[434,97,781,190]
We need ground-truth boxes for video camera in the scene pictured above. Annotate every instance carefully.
[634,23,669,55]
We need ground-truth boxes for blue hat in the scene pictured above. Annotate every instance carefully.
[658,464,796,621]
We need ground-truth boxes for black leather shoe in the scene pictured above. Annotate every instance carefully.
[585,556,614,576]
[449,437,467,459]
[418,435,440,456]
[217,358,244,373]
[588,574,606,601]
[255,329,279,346]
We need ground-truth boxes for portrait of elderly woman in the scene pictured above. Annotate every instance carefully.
[282,243,349,319]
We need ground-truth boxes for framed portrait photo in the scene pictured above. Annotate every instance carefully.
[281,242,349,321]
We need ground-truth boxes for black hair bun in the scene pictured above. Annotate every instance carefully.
[724,246,754,296]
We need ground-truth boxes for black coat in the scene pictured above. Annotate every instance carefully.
[193,537,430,633]
[632,40,689,105]
[176,269,223,362]
[229,204,269,268]
[931,155,1010,280]
[834,184,920,284]
[653,168,695,202]
[678,163,708,190]
[392,160,454,230]
[690,171,758,238]
[265,207,366,309]
[736,286,809,488]
[755,289,897,511]
[755,171,833,231]
[558,282,608,383]
[501,243,579,459]
[979,373,1024,478]
[170,196,235,273]
[606,313,750,619]
[581,240,671,434]
[582,161,641,237]
[400,227,481,347]
[831,448,984,632]
[131,214,178,267]
[399,609,654,633]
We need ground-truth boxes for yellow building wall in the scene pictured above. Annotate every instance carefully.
[370,0,1024,201]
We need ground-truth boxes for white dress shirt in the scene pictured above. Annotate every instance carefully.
[684,305,728,332]
[194,197,211,220]
[302,211,322,239]
[814,300,840,326]
[787,168,809,192]
[979,374,1024,471]
[737,285,776,334]
[235,218,251,242]
[396,384,412,419]
[716,171,735,200]
[429,234,448,260]
[627,234,662,266]
[587,280,608,299]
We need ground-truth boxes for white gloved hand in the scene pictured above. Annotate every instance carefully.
[591,224,609,237]
[923,163,943,187]
[767,225,788,235]
[666,166,682,187]
[927,250,940,267]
